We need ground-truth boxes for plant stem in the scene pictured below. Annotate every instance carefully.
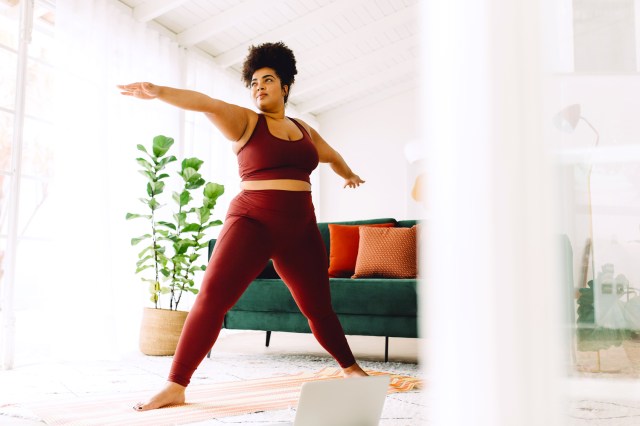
[151,197,159,309]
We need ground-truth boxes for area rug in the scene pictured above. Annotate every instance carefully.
[27,368,422,426]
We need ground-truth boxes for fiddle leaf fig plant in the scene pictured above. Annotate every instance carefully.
[126,135,224,310]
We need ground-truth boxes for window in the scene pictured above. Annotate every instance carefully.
[0,0,57,365]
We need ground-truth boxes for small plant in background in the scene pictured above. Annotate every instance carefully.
[126,135,224,310]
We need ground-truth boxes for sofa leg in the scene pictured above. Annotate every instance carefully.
[266,331,272,347]
[385,336,389,362]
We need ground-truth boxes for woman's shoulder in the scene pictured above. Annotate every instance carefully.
[290,117,314,136]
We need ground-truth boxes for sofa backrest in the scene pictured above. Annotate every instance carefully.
[396,220,418,229]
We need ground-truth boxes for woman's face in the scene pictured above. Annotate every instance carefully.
[250,67,287,110]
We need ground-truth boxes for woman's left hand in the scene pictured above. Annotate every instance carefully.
[343,174,365,188]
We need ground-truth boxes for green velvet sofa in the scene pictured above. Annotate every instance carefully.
[207,218,419,361]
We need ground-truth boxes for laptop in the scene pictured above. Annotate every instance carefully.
[268,375,390,426]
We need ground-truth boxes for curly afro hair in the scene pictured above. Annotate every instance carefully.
[241,41,297,104]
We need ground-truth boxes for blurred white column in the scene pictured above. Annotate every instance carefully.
[1,0,33,371]
[420,1,564,425]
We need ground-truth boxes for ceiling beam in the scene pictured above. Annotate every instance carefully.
[295,4,418,65]
[295,59,416,115]
[133,0,189,23]
[176,0,265,47]
[317,79,417,120]
[294,34,420,97]
[214,0,369,68]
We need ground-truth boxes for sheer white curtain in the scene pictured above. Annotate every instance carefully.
[41,0,240,360]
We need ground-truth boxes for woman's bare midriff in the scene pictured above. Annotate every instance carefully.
[240,179,311,191]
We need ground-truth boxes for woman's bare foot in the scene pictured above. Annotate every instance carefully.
[133,381,186,411]
[342,363,369,378]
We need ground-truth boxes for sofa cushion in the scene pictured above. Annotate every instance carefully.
[327,222,395,278]
[316,218,397,263]
[352,226,418,279]
[230,278,417,316]
[329,278,418,316]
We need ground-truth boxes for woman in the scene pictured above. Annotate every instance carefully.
[119,41,368,411]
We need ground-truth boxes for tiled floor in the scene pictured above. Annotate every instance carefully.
[0,331,425,425]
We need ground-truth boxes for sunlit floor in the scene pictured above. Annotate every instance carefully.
[575,344,640,376]
[4,331,640,425]
[0,331,423,425]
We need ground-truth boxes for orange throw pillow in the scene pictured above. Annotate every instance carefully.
[352,226,418,279]
[328,223,395,278]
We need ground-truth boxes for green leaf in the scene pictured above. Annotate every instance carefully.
[181,167,199,183]
[182,223,201,233]
[174,212,187,227]
[136,157,154,172]
[148,198,160,211]
[136,254,154,267]
[137,246,153,258]
[179,190,191,207]
[156,221,176,230]
[131,234,151,245]
[203,182,225,200]
[150,294,158,303]
[159,286,171,294]
[182,158,204,172]
[126,213,151,220]
[196,207,210,224]
[157,173,170,180]
[206,219,223,228]
[136,144,149,155]
[135,264,154,273]
[157,155,177,169]
[185,177,205,190]
[138,170,156,181]
[152,135,174,157]
[147,181,165,197]
[174,239,196,255]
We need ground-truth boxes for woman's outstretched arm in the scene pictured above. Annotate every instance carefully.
[117,82,252,142]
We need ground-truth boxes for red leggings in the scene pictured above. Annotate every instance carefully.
[168,190,356,386]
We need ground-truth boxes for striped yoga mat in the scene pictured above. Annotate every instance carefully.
[28,368,422,426]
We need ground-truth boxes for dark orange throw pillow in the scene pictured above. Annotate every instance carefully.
[352,226,418,279]
[328,223,395,278]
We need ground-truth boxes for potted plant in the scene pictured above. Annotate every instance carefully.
[126,135,224,355]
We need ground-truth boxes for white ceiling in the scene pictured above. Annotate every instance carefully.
[115,0,421,118]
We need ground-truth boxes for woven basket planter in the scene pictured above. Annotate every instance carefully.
[139,307,189,356]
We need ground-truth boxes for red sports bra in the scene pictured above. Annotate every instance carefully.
[237,114,319,184]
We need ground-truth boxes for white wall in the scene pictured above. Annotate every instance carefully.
[314,90,420,222]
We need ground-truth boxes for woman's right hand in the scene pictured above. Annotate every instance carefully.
[117,82,160,100]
